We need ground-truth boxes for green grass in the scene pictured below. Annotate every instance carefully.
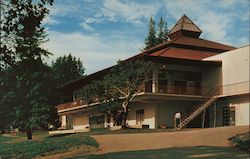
[0,132,99,159]
[68,146,250,159]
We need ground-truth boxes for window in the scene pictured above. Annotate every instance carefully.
[136,109,144,125]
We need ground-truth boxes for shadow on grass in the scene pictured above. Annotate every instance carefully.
[67,146,249,159]
[48,133,75,138]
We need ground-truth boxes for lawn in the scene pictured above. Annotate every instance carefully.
[0,131,99,159]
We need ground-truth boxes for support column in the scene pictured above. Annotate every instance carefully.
[213,102,217,127]
[61,115,67,129]
[152,64,158,93]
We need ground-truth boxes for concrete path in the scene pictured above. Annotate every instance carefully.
[92,126,249,153]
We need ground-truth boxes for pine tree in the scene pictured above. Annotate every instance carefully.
[156,17,169,45]
[144,17,157,50]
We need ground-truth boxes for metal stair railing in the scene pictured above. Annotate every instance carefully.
[177,86,221,130]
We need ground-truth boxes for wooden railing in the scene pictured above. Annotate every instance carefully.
[56,99,88,111]
[57,81,249,111]
[139,82,212,96]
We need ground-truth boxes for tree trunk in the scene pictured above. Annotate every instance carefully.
[26,128,32,140]
[121,100,129,128]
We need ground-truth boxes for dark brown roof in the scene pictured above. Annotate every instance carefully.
[169,15,202,35]
[149,46,218,60]
[143,36,236,55]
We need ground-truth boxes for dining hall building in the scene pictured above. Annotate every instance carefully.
[52,15,249,133]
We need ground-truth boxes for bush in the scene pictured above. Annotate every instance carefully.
[229,132,250,154]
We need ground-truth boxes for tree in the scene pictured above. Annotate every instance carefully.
[143,17,169,50]
[156,17,169,45]
[51,54,85,86]
[0,0,53,139]
[144,17,157,50]
[82,60,153,128]
[0,0,53,68]
[51,54,85,106]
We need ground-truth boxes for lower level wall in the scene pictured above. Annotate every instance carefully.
[127,102,156,129]
[208,95,250,127]
[73,113,89,130]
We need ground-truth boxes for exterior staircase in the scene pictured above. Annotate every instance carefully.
[177,87,220,130]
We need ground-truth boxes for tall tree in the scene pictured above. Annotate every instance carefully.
[52,54,85,86]
[51,54,85,104]
[81,60,153,128]
[144,17,157,50]
[0,0,53,139]
[156,17,169,45]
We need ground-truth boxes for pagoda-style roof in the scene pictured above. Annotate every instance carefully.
[168,15,202,39]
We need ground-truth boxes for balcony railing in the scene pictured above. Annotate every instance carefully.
[139,82,212,96]
[57,99,88,111]
[57,81,249,111]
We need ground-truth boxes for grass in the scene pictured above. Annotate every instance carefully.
[67,146,250,159]
[229,132,250,154]
[0,131,99,159]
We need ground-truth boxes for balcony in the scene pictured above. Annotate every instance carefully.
[139,81,211,96]
[57,81,250,112]
[57,99,88,111]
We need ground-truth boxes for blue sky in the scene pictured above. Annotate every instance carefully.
[42,0,250,75]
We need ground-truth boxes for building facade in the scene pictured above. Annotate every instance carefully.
[54,15,249,132]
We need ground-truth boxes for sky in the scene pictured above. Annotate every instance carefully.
[42,0,250,75]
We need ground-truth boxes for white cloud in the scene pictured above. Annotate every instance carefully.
[79,17,105,32]
[42,31,143,74]
[42,16,59,25]
[96,0,160,24]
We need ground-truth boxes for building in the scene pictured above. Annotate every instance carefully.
[53,15,249,133]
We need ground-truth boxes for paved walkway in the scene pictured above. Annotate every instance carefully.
[92,126,249,153]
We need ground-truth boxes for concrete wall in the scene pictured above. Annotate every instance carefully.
[204,45,250,96]
[235,102,250,126]
[127,102,156,129]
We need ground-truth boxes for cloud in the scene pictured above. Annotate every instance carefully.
[99,0,160,23]
[42,16,59,25]
[79,17,105,32]
[42,31,143,74]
